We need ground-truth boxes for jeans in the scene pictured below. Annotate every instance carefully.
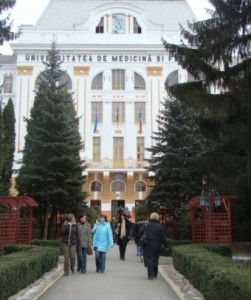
[137,245,144,257]
[95,250,106,273]
[77,247,88,272]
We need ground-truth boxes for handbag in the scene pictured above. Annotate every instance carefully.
[87,239,92,255]
[138,223,148,247]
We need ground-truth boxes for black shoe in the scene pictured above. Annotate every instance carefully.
[148,277,153,280]
[96,269,99,273]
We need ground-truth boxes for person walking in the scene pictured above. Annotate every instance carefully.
[131,216,147,262]
[141,212,168,280]
[92,214,114,273]
[61,213,79,276]
[77,214,92,273]
[115,213,131,260]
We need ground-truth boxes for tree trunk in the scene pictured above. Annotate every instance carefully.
[43,203,51,240]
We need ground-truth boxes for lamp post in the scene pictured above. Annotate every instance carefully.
[199,178,221,250]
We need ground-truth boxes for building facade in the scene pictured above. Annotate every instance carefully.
[0,0,196,220]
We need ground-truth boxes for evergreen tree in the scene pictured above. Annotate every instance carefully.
[0,105,4,194]
[0,0,18,45]
[146,99,209,211]
[1,98,15,195]
[16,42,87,239]
[162,0,251,239]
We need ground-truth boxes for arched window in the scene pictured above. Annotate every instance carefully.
[91,72,103,90]
[35,70,72,90]
[134,72,145,90]
[96,17,104,33]
[133,17,142,34]
[165,70,178,87]
[91,181,102,192]
[111,180,126,192]
[135,181,146,192]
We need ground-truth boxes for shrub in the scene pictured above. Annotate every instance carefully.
[172,245,251,300]
[0,246,59,300]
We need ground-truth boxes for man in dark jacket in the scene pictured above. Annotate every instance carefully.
[141,212,168,280]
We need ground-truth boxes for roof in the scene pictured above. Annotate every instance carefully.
[0,196,38,208]
[186,195,238,209]
[33,0,196,31]
[0,55,17,64]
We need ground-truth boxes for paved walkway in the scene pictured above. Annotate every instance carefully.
[9,242,205,300]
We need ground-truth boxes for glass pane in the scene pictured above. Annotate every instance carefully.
[91,102,103,123]
[92,72,103,90]
[134,73,145,90]
[112,69,125,90]
[112,14,126,34]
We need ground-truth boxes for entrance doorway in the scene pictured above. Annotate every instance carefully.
[111,200,125,219]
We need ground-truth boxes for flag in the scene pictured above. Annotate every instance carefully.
[138,107,142,134]
[116,104,119,127]
[93,105,98,133]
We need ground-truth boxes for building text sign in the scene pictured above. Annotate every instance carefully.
[23,54,168,63]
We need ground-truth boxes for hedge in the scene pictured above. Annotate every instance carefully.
[172,245,251,300]
[0,245,59,300]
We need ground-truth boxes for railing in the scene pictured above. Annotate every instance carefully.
[85,158,149,169]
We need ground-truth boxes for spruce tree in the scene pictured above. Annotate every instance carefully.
[146,99,209,210]
[0,105,4,194]
[0,0,18,45]
[16,42,87,239]
[162,0,251,239]
[1,98,15,195]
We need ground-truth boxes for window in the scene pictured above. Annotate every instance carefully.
[113,137,124,168]
[91,181,102,192]
[112,69,125,90]
[137,137,145,161]
[90,200,101,215]
[111,180,126,192]
[134,72,145,90]
[91,72,103,90]
[135,181,146,192]
[3,74,13,93]
[112,102,125,123]
[35,70,72,90]
[112,14,126,34]
[135,199,146,206]
[91,102,103,123]
[135,102,145,123]
[93,137,101,162]
[165,70,178,87]
[133,17,142,34]
[96,17,104,33]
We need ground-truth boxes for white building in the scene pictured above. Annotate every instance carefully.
[0,0,196,220]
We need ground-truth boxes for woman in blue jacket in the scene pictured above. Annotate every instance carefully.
[92,214,114,273]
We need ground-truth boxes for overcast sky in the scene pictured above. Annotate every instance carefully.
[0,0,213,55]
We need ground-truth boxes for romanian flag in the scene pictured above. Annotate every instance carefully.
[93,105,98,133]
[138,107,142,134]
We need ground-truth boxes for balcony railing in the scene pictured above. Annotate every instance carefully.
[85,158,148,169]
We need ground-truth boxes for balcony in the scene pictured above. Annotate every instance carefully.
[85,158,148,170]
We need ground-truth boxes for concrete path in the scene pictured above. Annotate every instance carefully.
[39,242,180,300]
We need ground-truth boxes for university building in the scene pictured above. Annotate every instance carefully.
[0,0,196,220]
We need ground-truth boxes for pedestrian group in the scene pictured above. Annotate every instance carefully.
[61,208,168,280]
